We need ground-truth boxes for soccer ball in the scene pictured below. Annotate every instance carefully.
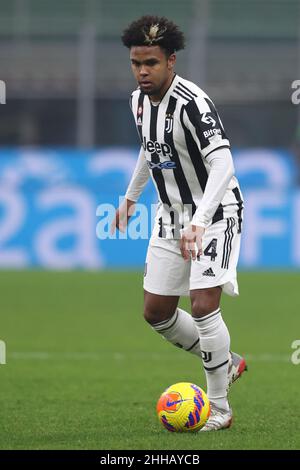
[156,382,210,432]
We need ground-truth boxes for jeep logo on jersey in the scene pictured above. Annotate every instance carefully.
[142,137,172,157]
[147,161,177,170]
[201,112,216,127]
[203,128,221,139]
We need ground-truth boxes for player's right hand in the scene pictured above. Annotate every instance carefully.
[110,199,136,234]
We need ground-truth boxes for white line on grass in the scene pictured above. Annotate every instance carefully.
[9,351,292,362]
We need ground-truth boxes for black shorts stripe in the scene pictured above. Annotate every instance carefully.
[221,219,230,269]
[232,187,243,233]
[222,218,235,269]
[226,218,235,269]
[222,218,230,269]
[180,106,208,194]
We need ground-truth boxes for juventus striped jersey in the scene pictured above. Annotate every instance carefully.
[126,73,243,239]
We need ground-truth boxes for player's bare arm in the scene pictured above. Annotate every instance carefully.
[110,198,136,234]
[111,147,150,234]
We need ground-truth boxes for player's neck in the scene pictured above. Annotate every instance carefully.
[150,72,176,103]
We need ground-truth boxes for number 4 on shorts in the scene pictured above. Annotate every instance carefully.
[204,238,217,261]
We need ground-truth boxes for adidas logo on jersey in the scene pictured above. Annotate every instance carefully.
[142,137,172,157]
[202,267,215,277]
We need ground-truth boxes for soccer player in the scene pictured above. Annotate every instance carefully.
[111,16,247,431]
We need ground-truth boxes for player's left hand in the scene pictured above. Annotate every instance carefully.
[180,225,205,261]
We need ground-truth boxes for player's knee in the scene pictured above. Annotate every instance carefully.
[143,306,162,325]
[191,297,218,318]
[143,305,172,325]
[143,305,155,324]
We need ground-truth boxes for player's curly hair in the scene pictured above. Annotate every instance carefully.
[122,16,185,56]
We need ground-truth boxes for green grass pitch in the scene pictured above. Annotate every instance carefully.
[0,271,299,450]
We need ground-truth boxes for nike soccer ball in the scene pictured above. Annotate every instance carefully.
[156,382,210,432]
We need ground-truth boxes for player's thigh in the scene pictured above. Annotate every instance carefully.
[190,217,241,297]
[143,237,190,297]
[144,290,180,324]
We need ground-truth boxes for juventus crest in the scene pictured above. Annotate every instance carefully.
[165,113,173,133]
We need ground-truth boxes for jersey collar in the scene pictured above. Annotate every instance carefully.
[149,73,179,106]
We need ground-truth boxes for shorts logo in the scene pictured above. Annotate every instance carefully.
[202,267,215,277]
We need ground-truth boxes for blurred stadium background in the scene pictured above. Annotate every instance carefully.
[0,0,300,269]
[0,0,300,450]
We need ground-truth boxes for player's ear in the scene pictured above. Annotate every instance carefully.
[167,53,176,69]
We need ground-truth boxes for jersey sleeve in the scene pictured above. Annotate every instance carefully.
[191,147,235,228]
[182,97,230,159]
[125,146,150,202]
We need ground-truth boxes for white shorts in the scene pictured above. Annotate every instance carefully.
[143,217,241,297]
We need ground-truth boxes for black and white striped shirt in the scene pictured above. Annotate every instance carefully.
[127,74,243,239]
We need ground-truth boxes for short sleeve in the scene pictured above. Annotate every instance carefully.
[182,97,230,159]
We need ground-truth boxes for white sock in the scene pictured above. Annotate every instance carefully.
[152,308,201,357]
[193,308,230,411]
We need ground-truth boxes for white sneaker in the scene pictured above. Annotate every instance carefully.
[227,351,247,391]
[200,405,233,432]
